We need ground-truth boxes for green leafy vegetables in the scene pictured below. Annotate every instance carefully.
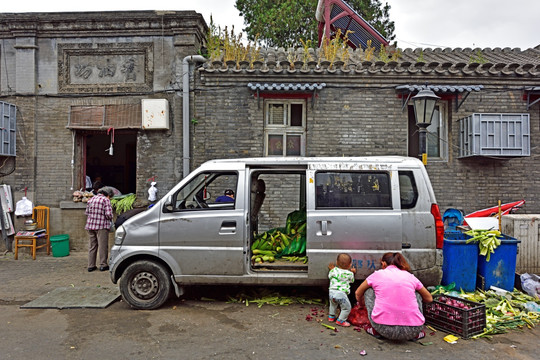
[110,193,136,215]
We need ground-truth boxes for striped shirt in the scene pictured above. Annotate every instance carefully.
[85,193,113,231]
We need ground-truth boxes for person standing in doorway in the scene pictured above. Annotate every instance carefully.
[85,187,113,272]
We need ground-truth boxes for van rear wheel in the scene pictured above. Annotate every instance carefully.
[119,260,171,310]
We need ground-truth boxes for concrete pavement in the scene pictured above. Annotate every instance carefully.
[1,250,539,360]
[0,250,111,305]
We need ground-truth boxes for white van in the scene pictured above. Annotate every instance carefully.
[109,156,444,309]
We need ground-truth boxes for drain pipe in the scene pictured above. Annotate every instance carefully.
[182,55,206,178]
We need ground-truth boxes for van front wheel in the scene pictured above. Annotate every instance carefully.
[119,260,171,310]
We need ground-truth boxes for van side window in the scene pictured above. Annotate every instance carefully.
[315,171,391,208]
[399,171,418,209]
[172,172,238,210]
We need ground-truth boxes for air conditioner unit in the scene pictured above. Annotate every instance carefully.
[141,99,169,130]
[458,113,530,158]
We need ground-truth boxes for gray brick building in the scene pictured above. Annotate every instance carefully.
[193,46,540,220]
[1,10,539,252]
[0,11,207,250]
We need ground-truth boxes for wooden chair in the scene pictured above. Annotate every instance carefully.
[14,206,50,260]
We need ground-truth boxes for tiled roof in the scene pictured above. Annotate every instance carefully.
[247,83,326,91]
[396,84,484,93]
[202,45,540,77]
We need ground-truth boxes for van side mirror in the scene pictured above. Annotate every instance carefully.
[163,195,174,213]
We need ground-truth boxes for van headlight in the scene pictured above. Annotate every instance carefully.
[114,226,126,245]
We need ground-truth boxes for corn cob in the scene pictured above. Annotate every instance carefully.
[253,249,277,256]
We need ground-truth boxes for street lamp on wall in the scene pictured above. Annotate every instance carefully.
[412,88,440,165]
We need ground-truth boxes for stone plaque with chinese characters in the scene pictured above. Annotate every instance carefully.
[58,43,153,94]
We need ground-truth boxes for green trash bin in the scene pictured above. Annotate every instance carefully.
[50,234,70,257]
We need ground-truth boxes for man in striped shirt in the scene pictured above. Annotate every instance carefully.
[85,187,113,272]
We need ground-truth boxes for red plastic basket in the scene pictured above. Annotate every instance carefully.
[423,294,486,338]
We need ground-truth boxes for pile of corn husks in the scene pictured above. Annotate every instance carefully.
[432,285,540,339]
[224,288,324,308]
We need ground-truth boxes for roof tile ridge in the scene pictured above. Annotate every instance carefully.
[530,64,540,75]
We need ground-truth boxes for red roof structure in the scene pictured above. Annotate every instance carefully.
[316,0,389,50]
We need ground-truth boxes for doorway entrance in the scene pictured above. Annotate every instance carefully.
[84,131,137,194]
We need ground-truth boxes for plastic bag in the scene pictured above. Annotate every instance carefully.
[520,273,540,299]
[523,301,540,312]
[148,182,158,202]
[347,303,370,328]
[15,197,33,216]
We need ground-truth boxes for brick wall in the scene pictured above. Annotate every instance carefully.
[192,71,540,216]
[192,85,260,165]
[308,87,408,157]
[428,88,540,214]
[0,11,207,251]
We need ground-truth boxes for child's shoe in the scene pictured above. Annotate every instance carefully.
[336,319,351,327]
[328,315,336,322]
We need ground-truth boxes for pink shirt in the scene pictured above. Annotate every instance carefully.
[366,265,425,326]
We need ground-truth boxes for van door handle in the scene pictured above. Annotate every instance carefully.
[318,220,332,236]
[402,242,411,249]
[222,221,236,228]
[219,220,236,234]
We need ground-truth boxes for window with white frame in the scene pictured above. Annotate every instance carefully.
[408,102,448,161]
[426,104,446,159]
[264,100,306,156]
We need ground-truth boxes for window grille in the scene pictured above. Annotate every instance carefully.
[0,101,17,156]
